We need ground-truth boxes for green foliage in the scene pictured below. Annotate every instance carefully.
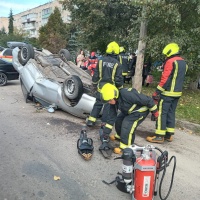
[38,7,69,53]
[8,9,14,35]
[0,27,6,35]
[61,0,200,85]
[0,33,25,48]
[177,89,200,124]
[62,0,141,53]
[144,0,200,80]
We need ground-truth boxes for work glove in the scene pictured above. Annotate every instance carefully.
[152,91,160,105]
[151,111,159,121]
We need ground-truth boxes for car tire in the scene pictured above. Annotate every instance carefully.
[20,78,29,103]
[59,49,71,62]
[18,44,35,66]
[0,72,8,86]
[63,75,83,100]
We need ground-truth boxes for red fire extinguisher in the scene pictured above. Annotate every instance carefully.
[106,144,176,200]
[134,154,156,199]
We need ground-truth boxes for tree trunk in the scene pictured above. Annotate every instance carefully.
[188,75,200,90]
[132,6,147,92]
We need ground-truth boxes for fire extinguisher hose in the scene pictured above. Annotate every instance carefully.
[158,154,177,200]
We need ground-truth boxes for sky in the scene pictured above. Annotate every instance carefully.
[0,0,51,17]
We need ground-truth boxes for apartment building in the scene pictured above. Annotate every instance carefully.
[0,0,71,38]
[0,17,9,33]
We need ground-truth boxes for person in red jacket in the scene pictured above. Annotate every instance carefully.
[87,52,98,76]
[146,43,188,143]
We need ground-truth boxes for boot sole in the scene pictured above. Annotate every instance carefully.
[146,139,164,143]
[164,138,173,142]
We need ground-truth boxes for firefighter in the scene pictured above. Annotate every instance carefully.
[86,41,123,134]
[146,43,188,143]
[119,47,130,83]
[100,83,159,154]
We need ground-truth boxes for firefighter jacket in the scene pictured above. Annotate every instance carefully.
[119,52,129,76]
[118,88,158,115]
[87,56,98,76]
[156,55,188,97]
[88,56,98,66]
[92,54,123,89]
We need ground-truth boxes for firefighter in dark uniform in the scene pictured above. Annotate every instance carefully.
[146,43,188,143]
[100,83,159,154]
[119,47,130,83]
[86,41,124,138]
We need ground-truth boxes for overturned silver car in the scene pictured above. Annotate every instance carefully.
[12,43,96,118]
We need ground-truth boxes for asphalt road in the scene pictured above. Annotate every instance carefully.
[0,80,200,200]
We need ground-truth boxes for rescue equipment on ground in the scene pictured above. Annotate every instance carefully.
[77,126,94,160]
[98,125,113,158]
[103,144,176,200]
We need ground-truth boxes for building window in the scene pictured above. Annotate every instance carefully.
[42,7,52,18]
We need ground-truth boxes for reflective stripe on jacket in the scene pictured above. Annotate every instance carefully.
[118,88,157,115]
[119,52,130,75]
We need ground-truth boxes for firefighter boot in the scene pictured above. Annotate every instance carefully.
[164,134,173,142]
[86,120,95,127]
[113,147,122,155]
[146,135,164,143]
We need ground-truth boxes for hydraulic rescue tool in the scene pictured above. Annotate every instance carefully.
[103,144,176,200]
[77,126,94,160]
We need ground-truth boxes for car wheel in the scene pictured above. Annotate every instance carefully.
[59,49,71,62]
[20,78,29,103]
[0,72,8,86]
[63,75,83,100]
[18,44,35,66]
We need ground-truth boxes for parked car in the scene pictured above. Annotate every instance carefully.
[12,43,97,119]
[0,48,13,63]
[0,58,19,86]
[0,42,25,62]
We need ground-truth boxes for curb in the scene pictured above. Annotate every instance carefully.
[176,120,200,135]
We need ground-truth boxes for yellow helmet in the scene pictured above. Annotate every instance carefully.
[106,41,120,55]
[162,43,180,57]
[120,46,125,53]
[100,83,119,102]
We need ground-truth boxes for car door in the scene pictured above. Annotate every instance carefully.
[0,59,18,80]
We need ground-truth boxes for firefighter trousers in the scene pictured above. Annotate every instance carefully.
[88,91,111,124]
[155,95,179,136]
[115,110,149,149]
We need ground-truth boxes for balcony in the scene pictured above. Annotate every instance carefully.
[27,17,37,22]
[21,14,37,23]
[23,24,36,30]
